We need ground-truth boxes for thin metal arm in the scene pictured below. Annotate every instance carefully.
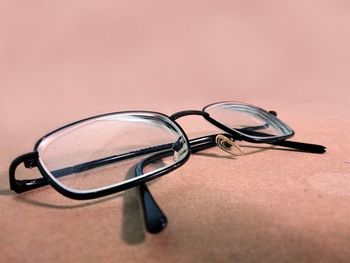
[9,125,326,194]
[9,123,272,191]
[239,130,326,153]
[137,132,326,234]
[9,131,326,235]
[51,143,175,178]
[9,143,176,193]
[8,134,220,193]
[135,135,220,233]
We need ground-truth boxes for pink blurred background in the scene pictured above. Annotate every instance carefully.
[1,1,349,122]
[2,1,349,164]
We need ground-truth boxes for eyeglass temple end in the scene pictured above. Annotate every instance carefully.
[272,140,327,154]
[139,184,168,234]
[9,152,48,193]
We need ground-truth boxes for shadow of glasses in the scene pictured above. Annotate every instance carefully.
[2,164,147,245]
[121,165,146,244]
[2,141,324,241]
[13,187,123,209]
[0,188,14,196]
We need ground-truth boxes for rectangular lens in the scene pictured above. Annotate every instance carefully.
[203,102,294,141]
[36,112,189,193]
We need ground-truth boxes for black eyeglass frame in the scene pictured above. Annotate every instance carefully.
[9,110,193,200]
[9,101,326,233]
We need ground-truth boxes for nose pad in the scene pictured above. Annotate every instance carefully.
[215,134,245,156]
[173,137,187,162]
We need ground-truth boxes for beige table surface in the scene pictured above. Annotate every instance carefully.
[1,1,350,262]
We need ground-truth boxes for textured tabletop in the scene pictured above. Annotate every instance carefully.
[1,1,350,262]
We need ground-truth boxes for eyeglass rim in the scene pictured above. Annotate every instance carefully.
[32,111,192,200]
[202,101,295,142]
[10,102,296,200]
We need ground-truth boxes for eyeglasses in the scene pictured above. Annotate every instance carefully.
[9,101,326,233]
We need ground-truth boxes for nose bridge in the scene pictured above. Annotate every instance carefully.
[170,109,237,140]
[170,110,209,121]
[169,110,239,155]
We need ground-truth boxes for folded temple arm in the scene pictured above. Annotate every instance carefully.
[9,127,326,194]
[136,133,326,233]
[8,135,218,194]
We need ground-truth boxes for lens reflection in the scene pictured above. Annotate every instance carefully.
[37,112,189,192]
[204,102,293,140]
